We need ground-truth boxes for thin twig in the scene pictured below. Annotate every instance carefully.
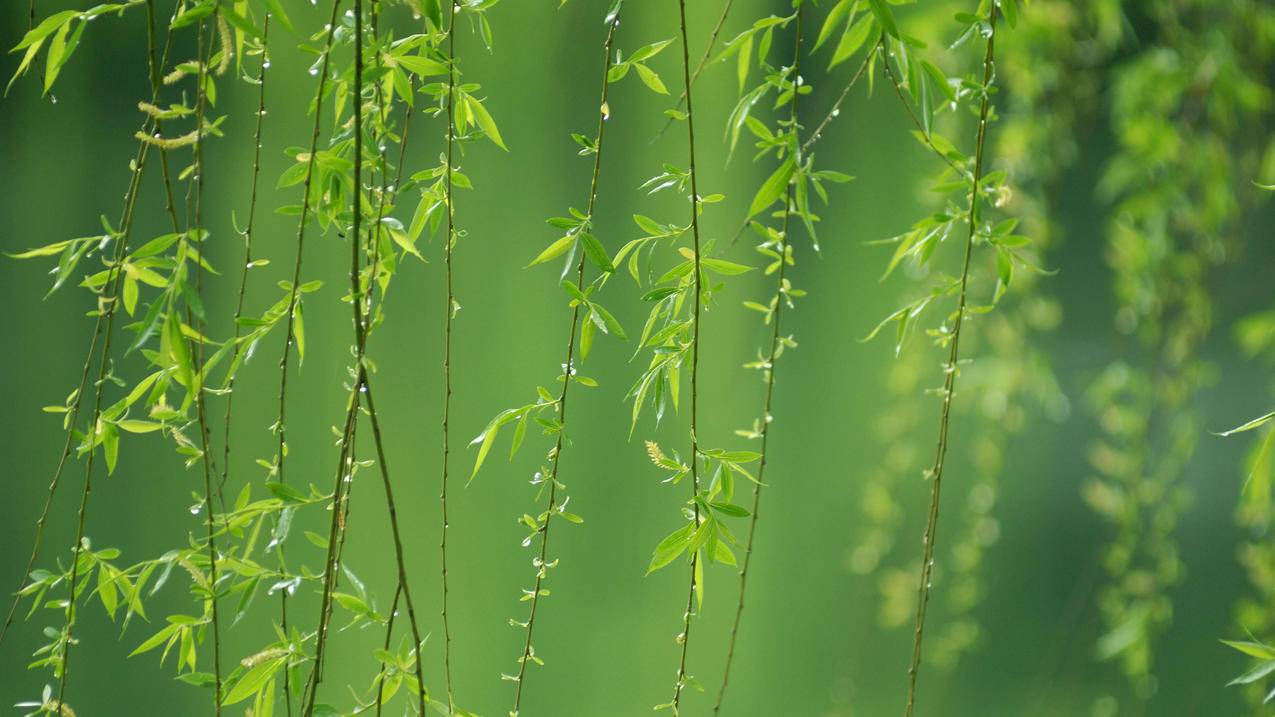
[880,38,962,175]
[903,7,998,716]
[653,0,734,142]
[275,2,343,712]
[360,376,429,717]
[670,0,704,710]
[373,584,402,717]
[440,1,461,709]
[713,7,802,713]
[52,0,176,704]
[187,16,223,712]
[0,0,176,648]
[729,39,875,251]
[509,8,622,713]
[801,39,876,154]
[222,13,271,495]
[300,393,359,715]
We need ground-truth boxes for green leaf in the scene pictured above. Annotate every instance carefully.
[579,232,613,273]
[1215,411,1275,437]
[701,258,754,276]
[634,63,668,94]
[528,235,575,268]
[1223,639,1275,661]
[866,0,899,38]
[709,501,750,517]
[749,157,795,217]
[814,0,853,52]
[465,94,507,150]
[224,656,286,705]
[646,523,692,575]
[829,12,875,69]
[589,302,627,340]
[395,54,449,77]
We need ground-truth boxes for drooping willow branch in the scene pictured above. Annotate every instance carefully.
[222,12,271,495]
[903,6,998,715]
[800,38,876,155]
[669,0,705,711]
[505,6,622,713]
[727,23,875,250]
[361,6,428,714]
[880,40,961,174]
[185,15,224,712]
[48,2,179,709]
[0,0,176,649]
[298,3,393,712]
[654,0,734,142]
[440,0,461,708]
[348,6,428,711]
[272,2,342,712]
[714,5,804,712]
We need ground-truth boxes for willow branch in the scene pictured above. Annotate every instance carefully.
[728,37,874,250]
[360,376,428,717]
[274,3,342,712]
[187,16,223,712]
[670,0,704,710]
[654,0,734,142]
[0,0,176,648]
[222,13,271,494]
[714,7,802,713]
[880,38,962,175]
[440,1,461,708]
[800,37,875,154]
[52,0,175,705]
[509,9,621,713]
[903,7,998,716]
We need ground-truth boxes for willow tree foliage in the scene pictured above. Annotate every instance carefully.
[3,0,1275,716]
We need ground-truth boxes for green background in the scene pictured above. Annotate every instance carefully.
[1,1,1272,715]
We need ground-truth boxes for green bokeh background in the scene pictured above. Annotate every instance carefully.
[1,1,1272,715]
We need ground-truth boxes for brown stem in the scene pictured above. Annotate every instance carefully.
[440,2,461,708]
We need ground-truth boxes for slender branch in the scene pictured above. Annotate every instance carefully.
[360,376,429,717]
[880,38,962,175]
[670,0,704,710]
[300,393,359,715]
[713,7,802,713]
[0,0,176,648]
[351,4,427,712]
[274,2,342,712]
[903,7,998,716]
[187,16,223,712]
[373,584,402,717]
[52,0,175,704]
[728,38,873,250]
[276,0,342,522]
[800,38,875,154]
[654,0,734,142]
[440,1,461,708]
[509,10,621,714]
[222,12,271,494]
